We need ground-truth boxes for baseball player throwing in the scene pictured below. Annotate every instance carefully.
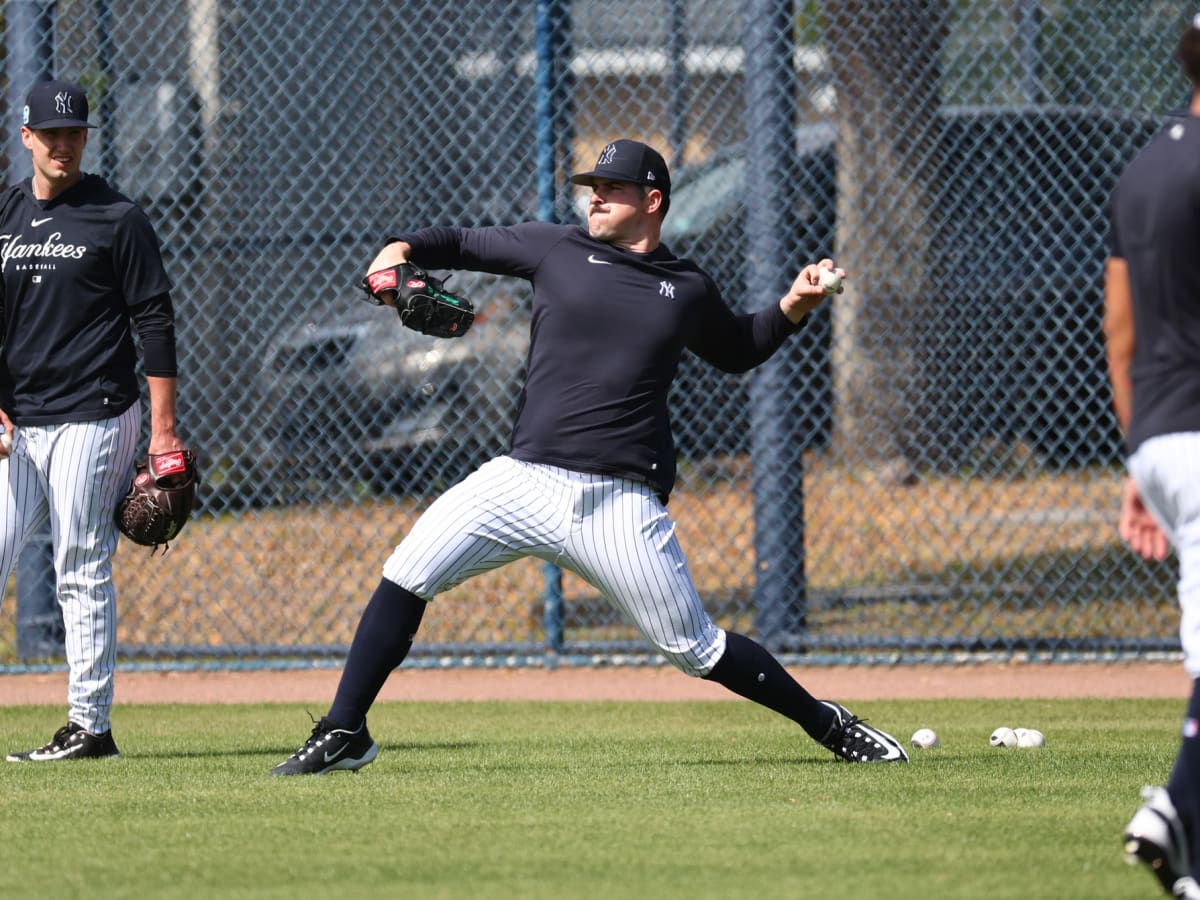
[273,138,907,775]
[1,79,186,762]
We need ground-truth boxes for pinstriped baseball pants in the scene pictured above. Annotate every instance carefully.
[0,404,140,732]
[1128,432,1200,678]
[383,455,727,675]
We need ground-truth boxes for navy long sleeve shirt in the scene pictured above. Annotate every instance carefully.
[0,174,175,425]
[392,221,802,500]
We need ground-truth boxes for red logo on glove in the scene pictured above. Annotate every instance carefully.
[153,451,188,477]
[366,269,399,293]
[405,278,427,289]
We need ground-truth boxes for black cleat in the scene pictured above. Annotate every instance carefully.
[819,701,909,762]
[1124,785,1194,897]
[7,721,121,762]
[271,716,379,776]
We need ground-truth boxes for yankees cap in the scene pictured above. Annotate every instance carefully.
[570,139,671,197]
[23,79,95,130]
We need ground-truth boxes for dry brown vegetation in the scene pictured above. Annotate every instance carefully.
[0,455,1176,663]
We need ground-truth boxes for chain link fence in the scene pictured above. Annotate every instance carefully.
[0,0,1189,669]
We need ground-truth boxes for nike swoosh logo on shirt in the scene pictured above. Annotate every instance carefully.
[31,217,52,227]
[587,254,612,265]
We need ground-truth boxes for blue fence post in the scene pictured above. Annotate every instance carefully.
[666,0,687,165]
[542,563,564,664]
[534,0,572,663]
[6,0,54,183]
[744,0,808,649]
[7,0,63,662]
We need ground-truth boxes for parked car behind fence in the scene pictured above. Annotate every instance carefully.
[240,271,528,504]
[663,105,1162,471]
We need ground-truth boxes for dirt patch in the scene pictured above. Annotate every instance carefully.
[0,660,1189,706]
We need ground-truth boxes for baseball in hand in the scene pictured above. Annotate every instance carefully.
[989,727,1018,748]
[818,266,842,294]
[0,431,11,454]
[911,728,939,749]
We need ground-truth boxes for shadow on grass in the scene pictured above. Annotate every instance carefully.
[124,740,483,762]
[675,754,832,767]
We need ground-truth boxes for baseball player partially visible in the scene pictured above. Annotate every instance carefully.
[273,138,908,775]
[0,79,187,761]
[1108,18,1200,900]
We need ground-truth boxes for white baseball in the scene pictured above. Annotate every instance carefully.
[1017,729,1045,748]
[911,728,939,749]
[989,727,1018,748]
[818,267,842,294]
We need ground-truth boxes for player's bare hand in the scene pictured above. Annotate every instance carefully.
[1118,477,1170,561]
[366,241,412,278]
[780,259,844,323]
[0,410,13,459]
[148,435,187,456]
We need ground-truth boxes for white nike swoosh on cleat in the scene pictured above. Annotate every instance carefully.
[587,254,612,265]
[30,747,73,760]
[323,746,348,763]
[31,217,53,227]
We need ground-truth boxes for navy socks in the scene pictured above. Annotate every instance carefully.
[327,579,427,729]
[702,630,831,740]
[327,597,832,742]
[1168,678,1200,874]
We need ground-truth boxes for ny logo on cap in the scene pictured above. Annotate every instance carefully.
[54,92,74,115]
[598,143,617,165]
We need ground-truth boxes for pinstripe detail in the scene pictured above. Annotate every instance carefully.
[1129,432,1200,678]
[0,405,140,731]
[384,456,725,675]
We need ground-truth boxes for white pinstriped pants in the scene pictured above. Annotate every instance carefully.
[1128,432,1200,678]
[0,404,140,732]
[383,455,727,675]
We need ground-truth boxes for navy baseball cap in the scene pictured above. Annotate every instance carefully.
[569,139,671,197]
[23,79,95,130]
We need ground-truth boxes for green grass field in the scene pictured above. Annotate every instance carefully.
[0,698,1183,899]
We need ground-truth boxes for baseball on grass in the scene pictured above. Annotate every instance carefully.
[989,727,1018,748]
[1017,729,1046,748]
[911,728,939,749]
[818,266,842,294]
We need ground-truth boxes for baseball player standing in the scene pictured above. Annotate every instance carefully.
[0,79,186,761]
[1107,19,1200,900]
[273,138,908,775]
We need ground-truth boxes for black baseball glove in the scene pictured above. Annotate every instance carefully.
[115,449,200,552]
[359,262,474,339]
